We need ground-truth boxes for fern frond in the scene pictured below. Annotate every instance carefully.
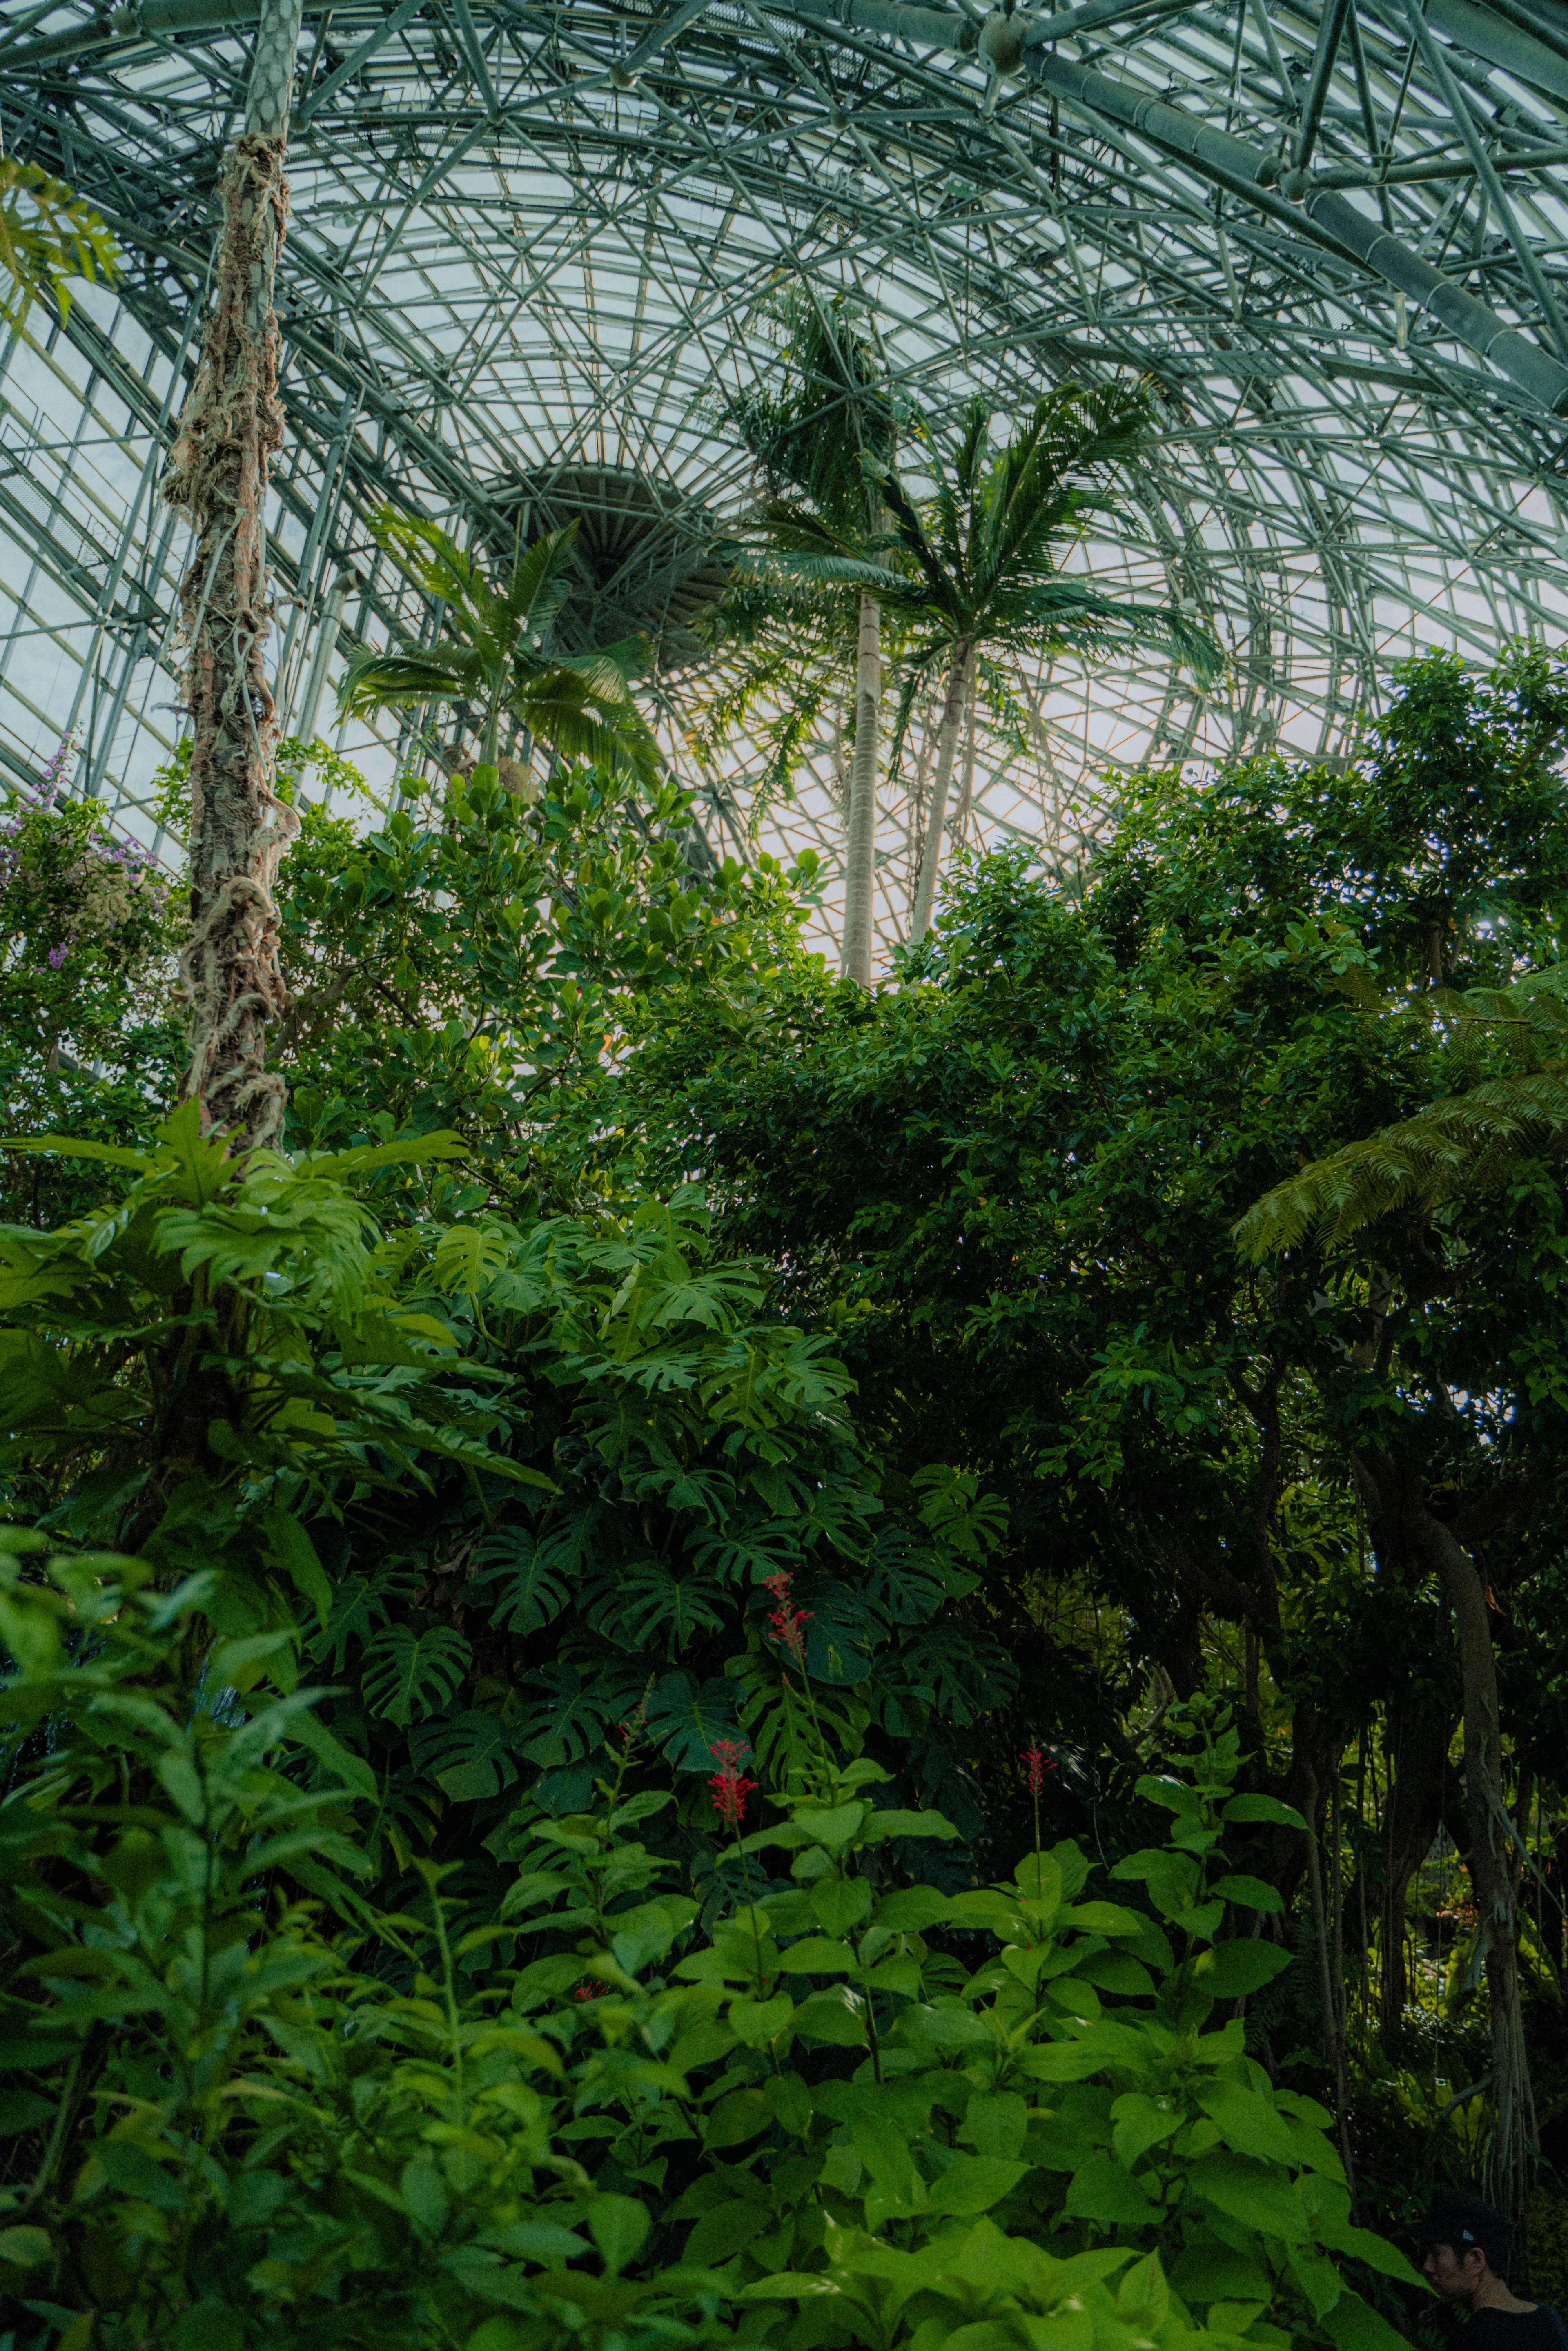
[1236,1060,1568,1259]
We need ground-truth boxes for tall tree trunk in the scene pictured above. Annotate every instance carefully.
[909,638,973,945]
[1345,1699,1452,2034]
[951,656,978,839]
[1358,1442,1537,2222]
[165,0,304,1151]
[1413,1505,1536,2224]
[842,588,880,985]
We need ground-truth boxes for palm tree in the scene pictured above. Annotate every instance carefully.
[719,293,897,984]
[766,384,1223,943]
[340,506,662,789]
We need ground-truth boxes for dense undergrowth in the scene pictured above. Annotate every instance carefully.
[11,649,1568,2337]
[0,1519,1421,2351]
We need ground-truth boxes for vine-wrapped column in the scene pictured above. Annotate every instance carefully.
[164,0,305,1150]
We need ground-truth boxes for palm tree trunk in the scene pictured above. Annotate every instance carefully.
[165,0,303,1152]
[951,655,978,839]
[842,588,880,985]
[909,640,973,945]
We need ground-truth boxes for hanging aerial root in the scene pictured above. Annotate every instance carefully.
[165,128,299,1153]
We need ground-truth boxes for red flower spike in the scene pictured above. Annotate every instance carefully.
[573,1978,607,2003]
[762,1569,813,1671]
[708,1737,757,1829]
[1021,1744,1056,1798]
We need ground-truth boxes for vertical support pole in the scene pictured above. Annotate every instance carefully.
[294,571,352,749]
[164,0,305,1148]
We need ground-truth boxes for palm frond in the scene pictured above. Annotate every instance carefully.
[715,288,896,530]
[499,521,581,635]
[0,157,118,325]
[339,646,485,720]
[369,506,484,615]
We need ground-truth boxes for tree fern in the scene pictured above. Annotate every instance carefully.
[1238,969,1568,1257]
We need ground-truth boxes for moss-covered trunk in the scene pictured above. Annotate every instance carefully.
[164,0,304,1151]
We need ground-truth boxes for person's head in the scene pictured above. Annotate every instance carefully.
[1417,2194,1511,2305]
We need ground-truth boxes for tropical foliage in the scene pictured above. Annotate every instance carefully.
[0,1518,1423,2351]
[340,508,662,784]
[0,154,118,325]
[14,513,1568,2342]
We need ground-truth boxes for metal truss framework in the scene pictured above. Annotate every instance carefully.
[5,0,1568,959]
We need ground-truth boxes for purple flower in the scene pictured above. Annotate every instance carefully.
[38,731,77,811]
[46,943,67,969]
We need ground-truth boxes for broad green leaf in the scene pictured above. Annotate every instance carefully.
[0,2225,51,2266]
[704,2088,770,2148]
[686,2201,775,2266]
[1189,2152,1310,2242]
[811,1876,873,1936]
[0,1135,155,1171]
[399,2158,448,2234]
[925,2155,1031,2216]
[1196,2080,1304,2167]
[1065,2152,1158,2226]
[961,2091,1027,2162]
[1111,2092,1182,2170]
[1212,1872,1286,1914]
[92,2138,186,2209]
[1323,2289,1416,2351]
[588,2193,650,2274]
[794,1986,868,2046]
[791,1802,866,1852]
[1288,2246,1345,2317]
[776,1936,858,1974]
[1169,2240,1275,2306]
[728,1991,795,2046]
[1221,1793,1309,1832]
[1192,1939,1292,1997]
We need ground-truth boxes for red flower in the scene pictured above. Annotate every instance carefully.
[762,1570,812,1670]
[708,1738,758,1829]
[573,1978,607,2003]
[1021,1744,1056,1798]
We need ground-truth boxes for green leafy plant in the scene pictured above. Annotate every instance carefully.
[0,1534,1425,2351]
[340,508,662,782]
[0,156,119,325]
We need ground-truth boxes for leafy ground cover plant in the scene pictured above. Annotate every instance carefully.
[0,1529,1425,2351]
[0,1108,1015,1948]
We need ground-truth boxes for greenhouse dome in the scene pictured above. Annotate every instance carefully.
[5,0,1568,959]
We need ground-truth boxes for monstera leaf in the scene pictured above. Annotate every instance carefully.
[519,1662,612,1767]
[411,1707,521,1801]
[471,1520,575,1635]
[798,1579,879,1688]
[646,1670,742,1771]
[590,1558,727,1652]
[360,1625,472,1726]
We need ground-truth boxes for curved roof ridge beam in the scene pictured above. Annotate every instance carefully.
[1014,45,1568,415]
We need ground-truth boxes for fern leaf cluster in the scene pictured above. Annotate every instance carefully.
[1238,968,1568,1257]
